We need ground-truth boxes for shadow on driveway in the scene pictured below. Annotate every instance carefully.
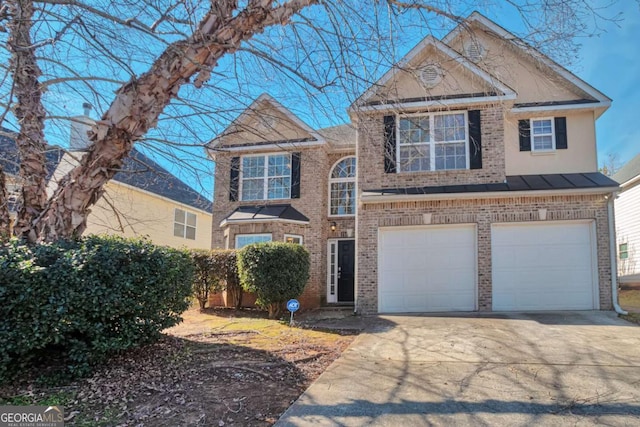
[277,311,640,426]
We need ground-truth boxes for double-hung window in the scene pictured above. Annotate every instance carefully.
[531,118,555,151]
[174,208,196,240]
[398,112,468,172]
[241,154,291,201]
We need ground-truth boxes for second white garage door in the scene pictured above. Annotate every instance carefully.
[378,225,476,313]
[492,221,598,311]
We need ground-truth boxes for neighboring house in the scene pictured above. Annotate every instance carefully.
[1,109,213,249]
[613,154,640,286]
[210,11,619,314]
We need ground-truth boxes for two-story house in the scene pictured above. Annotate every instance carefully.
[209,12,620,313]
[1,107,213,249]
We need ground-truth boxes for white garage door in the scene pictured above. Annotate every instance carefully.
[492,221,597,311]
[378,225,476,313]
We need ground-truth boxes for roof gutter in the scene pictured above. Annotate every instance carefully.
[607,191,627,315]
[360,186,620,204]
[219,218,310,228]
[619,174,640,189]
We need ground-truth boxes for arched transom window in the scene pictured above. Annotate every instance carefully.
[329,156,356,216]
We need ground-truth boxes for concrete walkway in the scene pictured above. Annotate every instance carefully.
[277,312,640,426]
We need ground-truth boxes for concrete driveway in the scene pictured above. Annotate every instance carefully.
[277,312,640,426]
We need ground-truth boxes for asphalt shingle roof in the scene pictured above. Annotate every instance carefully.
[612,153,640,186]
[0,130,211,213]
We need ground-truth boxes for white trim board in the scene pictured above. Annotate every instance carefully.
[442,12,610,105]
[349,35,516,110]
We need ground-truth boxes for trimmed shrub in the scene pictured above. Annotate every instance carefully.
[237,242,309,318]
[191,249,240,309]
[0,235,194,381]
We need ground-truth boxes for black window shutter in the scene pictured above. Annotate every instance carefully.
[383,115,397,173]
[229,156,240,201]
[468,110,482,169]
[518,119,531,151]
[291,152,301,199]
[554,117,567,149]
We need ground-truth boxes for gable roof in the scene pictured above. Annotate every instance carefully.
[350,34,516,111]
[442,11,611,107]
[112,148,213,213]
[612,153,640,187]
[0,129,212,213]
[207,93,326,154]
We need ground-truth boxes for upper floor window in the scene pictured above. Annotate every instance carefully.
[241,154,291,201]
[530,118,555,151]
[174,208,196,240]
[397,112,468,172]
[236,233,272,248]
[329,156,356,216]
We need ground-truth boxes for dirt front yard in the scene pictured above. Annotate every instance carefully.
[0,307,358,426]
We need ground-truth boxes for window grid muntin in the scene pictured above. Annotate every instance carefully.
[397,112,468,172]
[329,157,357,217]
[619,243,629,260]
[241,153,291,201]
[174,208,197,240]
[531,118,555,151]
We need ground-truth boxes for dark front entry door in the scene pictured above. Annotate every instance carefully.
[337,240,355,302]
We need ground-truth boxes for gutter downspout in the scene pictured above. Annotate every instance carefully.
[607,193,627,315]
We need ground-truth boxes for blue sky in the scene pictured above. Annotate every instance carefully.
[576,1,640,167]
[25,2,640,199]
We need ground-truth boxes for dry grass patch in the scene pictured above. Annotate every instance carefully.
[1,307,357,426]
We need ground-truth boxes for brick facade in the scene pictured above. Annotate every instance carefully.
[356,194,613,314]
[357,104,507,191]
[211,147,356,309]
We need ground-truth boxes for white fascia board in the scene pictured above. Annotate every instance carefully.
[353,93,517,113]
[444,12,611,104]
[619,174,640,190]
[360,186,619,204]
[219,217,310,228]
[510,101,611,114]
[212,139,326,153]
[351,35,515,109]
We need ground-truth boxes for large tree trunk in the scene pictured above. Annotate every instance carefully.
[22,0,317,242]
[0,167,11,241]
[7,0,49,242]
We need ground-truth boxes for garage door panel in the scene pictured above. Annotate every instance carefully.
[378,225,476,313]
[492,222,596,311]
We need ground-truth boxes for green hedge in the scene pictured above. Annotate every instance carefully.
[191,249,240,309]
[0,235,194,381]
[237,242,309,318]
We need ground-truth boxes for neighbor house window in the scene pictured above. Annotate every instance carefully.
[619,243,629,260]
[241,154,291,201]
[530,118,555,151]
[174,208,196,240]
[236,233,272,248]
[284,234,303,244]
[329,156,356,216]
[398,112,467,172]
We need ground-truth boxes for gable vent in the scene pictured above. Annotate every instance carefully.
[419,64,443,88]
[464,40,484,62]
